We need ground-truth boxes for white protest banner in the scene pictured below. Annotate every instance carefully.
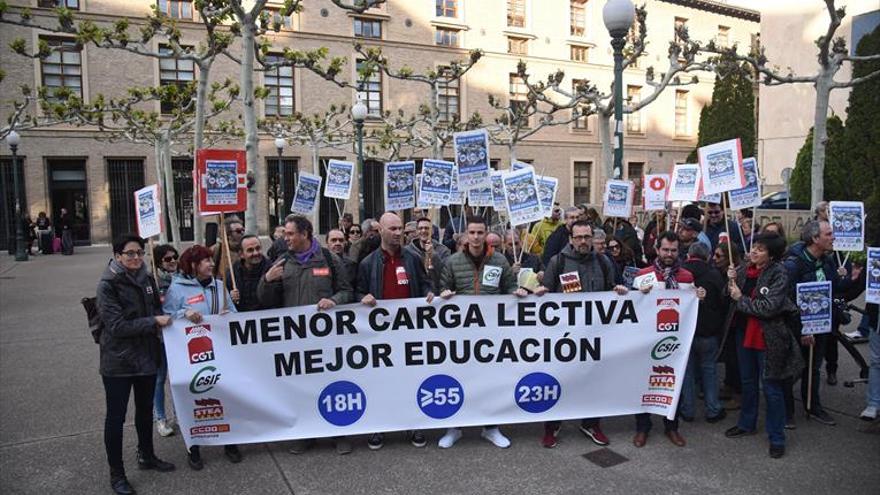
[829,201,865,252]
[449,166,466,205]
[668,164,700,202]
[467,187,494,207]
[643,174,670,211]
[324,160,354,200]
[453,129,491,190]
[536,175,559,216]
[385,161,416,211]
[603,179,634,219]
[419,159,454,206]
[163,291,697,447]
[697,138,746,195]
[291,172,322,215]
[491,171,507,212]
[134,184,162,239]
[503,166,543,226]
[797,281,833,335]
[728,157,761,210]
[867,247,880,305]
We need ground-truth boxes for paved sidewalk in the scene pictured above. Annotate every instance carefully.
[1,247,878,494]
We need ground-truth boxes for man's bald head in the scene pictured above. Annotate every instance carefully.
[486,232,502,250]
[379,212,403,251]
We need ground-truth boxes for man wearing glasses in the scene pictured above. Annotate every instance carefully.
[212,215,246,280]
[704,203,742,252]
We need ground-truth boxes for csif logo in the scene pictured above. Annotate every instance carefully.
[656,298,680,332]
[190,366,221,394]
[651,336,681,360]
[186,324,215,364]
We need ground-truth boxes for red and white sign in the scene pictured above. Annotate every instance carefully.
[643,174,670,211]
[196,149,247,215]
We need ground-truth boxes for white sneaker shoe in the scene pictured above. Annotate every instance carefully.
[156,419,175,437]
[438,428,463,449]
[860,406,878,421]
[481,427,511,448]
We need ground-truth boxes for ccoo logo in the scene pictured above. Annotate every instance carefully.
[656,298,680,332]
[651,336,681,360]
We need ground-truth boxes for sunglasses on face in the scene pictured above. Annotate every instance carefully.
[609,244,620,250]
[162,255,179,262]
[349,229,362,235]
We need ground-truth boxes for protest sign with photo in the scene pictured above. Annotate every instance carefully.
[797,281,833,335]
[603,179,634,219]
[536,175,559,216]
[324,160,354,200]
[829,201,865,252]
[291,172,322,215]
[867,247,880,305]
[468,187,494,207]
[697,138,746,195]
[491,171,507,212]
[643,174,670,211]
[197,149,247,214]
[511,161,530,171]
[453,129,491,190]
[503,167,543,226]
[419,159,454,206]
[668,164,700,202]
[385,161,416,211]
[134,184,162,239]
[728,157,761,210]
[449,166,466,205]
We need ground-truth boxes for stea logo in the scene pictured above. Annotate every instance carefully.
[186,324,215,364]
[641,394,674,407]
[656,298,680,332]
[190,366,222,394]
[648,365,676,391]
[190,424,230,437]
[651,336,681,360]
[193,398,224,422]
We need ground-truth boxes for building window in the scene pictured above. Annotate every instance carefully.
[265,7,293,30]
[435,28,460,47]
[264,55,294,117]
[628,162,644,203]
[159,45,195,114]
[571,80,589,131]
[356,59,382,117]
[674,17,687,44]
[509,73,528,116]
[675,90,688,136]
[508,36,528,55]
[570,0,587,37]
[39,0,79,8]
[626,85,641,133]
[353,17,382,39]
[40,38,82,101]
[507,0,526,28]
[573,161,592,204]
[436,0,457,18]
[437,68,460,122]
[570,45,589,62]
[157,0,193,20]
[717,25,729,48]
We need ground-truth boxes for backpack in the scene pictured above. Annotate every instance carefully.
[81,296,102,344]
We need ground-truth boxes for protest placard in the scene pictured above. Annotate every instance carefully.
[797,281,833,335]
[467,186,494,207]
[867,247,880,305]
[829,201,865,252]
[453,129,491,190]
[643,174,670,211]
[503,167,542,226]
[324,160,354,200]
[491,171,507,212]
[668,164,700,202]
[537,175,559,216]
[291,172,322,215]
[603,179,634,219]
[449,166,466,205]
[134,184,162,239]
[697,138,746,195]
[419,159,454,206]
[197,149,247,214]
[728,157,762,210]
[385,161,416,211]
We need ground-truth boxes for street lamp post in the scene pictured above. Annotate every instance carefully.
[274,137,285,227]
[351,97,368,223]
[603,0,635,181]
[6,131,27,261]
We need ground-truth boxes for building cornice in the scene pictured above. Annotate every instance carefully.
[658,0,760,23]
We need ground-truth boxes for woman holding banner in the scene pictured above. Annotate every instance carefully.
[163,245,239,470]
[724,232,804,459]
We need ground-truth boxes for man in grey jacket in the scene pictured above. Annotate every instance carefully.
[404,216,450,293]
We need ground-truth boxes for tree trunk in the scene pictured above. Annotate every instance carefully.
[311,144,321,230]
[508,143,517,165]
[598,113,614,184]
[159,134,181,250]
[153,142,168,244]
[192,60,211,245]
[810,72,833,207]
[240,16,259,235]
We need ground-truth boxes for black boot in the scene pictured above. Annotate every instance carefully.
[224,444,243,463]
[188,446,204,471]
[110,470,136,495]
[137,450,176,472]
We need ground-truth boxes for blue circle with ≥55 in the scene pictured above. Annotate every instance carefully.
[515,372,562,414]
[317,381,366,427]
[417,375,465,419]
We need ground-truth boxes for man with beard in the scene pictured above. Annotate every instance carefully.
[405,217,450,293]
[542,207,582,265]
[226,235,270,312]
[327,228,358,285]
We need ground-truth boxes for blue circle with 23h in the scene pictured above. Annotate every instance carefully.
[317,381,366,427]
[515,372,562,414]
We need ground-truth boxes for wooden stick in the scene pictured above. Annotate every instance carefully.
[220,212,237,292]
[806,343,814,414]
[722,193,734,264]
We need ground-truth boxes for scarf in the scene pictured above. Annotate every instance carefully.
[653,257,681,289]
[294,238,321,265]
[743,264,766,351]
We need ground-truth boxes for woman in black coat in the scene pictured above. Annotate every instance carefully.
[96,235,176,494]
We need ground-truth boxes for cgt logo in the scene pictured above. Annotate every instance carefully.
[190,366,221,394]
[649,365,676,390]
[656,298,680,332]
[186,324,215,364]
[641,394,673,407]
[190,424,230,437]
[651,336,681,360]
[193,397,224,422]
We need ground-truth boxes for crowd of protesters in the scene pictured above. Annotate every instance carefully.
[95,201,878,494]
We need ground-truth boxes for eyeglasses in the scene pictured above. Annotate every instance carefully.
[230,228,245,234]
[162,255,179,262]
[609,244,621,250]
[121,250,145,258]
[571,235,593,241]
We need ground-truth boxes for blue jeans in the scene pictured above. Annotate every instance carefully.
[154,348,168,421]
[681,336,723,418]
[868,328,880,409]
[736,330,785,447]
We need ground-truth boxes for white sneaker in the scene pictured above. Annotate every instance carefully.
[480,427,511,448]
[438,428,463,449]
[860,406,878,421]
[156,419,174,437]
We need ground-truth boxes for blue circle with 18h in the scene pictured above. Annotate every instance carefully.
[317,381,366,427]
[417,374,465,419]
[515,372,562,413]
